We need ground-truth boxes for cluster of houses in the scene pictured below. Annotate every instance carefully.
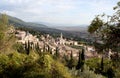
[16,30,113,59]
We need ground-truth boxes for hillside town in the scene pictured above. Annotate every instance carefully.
[15,30,108,59]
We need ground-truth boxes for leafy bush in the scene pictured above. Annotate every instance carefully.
[70,65,106,78]
[51,61,72,78]
[0,52,73,78]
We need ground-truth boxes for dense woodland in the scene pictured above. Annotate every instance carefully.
[0,1,120,78]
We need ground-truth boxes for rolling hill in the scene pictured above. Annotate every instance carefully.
[0,13,90,40]
[0,13,47,28]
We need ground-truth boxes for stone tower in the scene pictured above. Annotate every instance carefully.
[60,33,63,39]
[60,33,64,45]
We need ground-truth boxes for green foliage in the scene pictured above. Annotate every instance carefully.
[88,1,120,53]
[35,42,42,55]
[0,52,25,78]
[0,51,73,78]
[26,41,30,55]
[1,14,8,24]
[67,51,76,69]
[24,41,31,55]
[38,54,53,71]
[51,61,72,78]
[107,67,115,78]
[43,44,46,52]
[67,45,83,49]
[88,16,104,34]
[76,51,82,70]
[61,54,69,66]
[70,65,106,78]
[100,56,104,71]
[87,2,120,77]
[47,45,50,52]
[85,57,117,77]
[0,32,4,43]
[81,48,85,61]
[76,49,85,71]
[115,69,120,78]
[105,26,120,52]
[54,46,60,59]
[93,42,105,53]
[13,43,26,53]
[86,58,100,71]
[0,14,16,54]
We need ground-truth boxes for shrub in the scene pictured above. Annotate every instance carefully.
[70,65,106,78]
[0,52,73,78]
[51,61,72,78]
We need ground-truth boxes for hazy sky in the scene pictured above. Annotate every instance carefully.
[0,0,119,26]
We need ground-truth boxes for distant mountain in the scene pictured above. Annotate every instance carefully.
[37,21,55,26]
[0,13,88,33]
[0,13,90,40]
[37,21,88,32]
[54,26,88,32]
[0,13,47,28]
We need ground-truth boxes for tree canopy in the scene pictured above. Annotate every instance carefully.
[88,1,120,53]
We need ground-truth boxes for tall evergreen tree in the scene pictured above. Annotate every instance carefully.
[25,41,27,51]
[47,45,50,52]
[76,48,85,71]
[107,67,115,78]
[81,48,85,61]
[55,46,59,58]
[100,56,104,72]
[76,50,82,70]
[68,51,76,69]
[43,44,46,52]
[25,40,30,55]
[35,42,40,53]
[50,48,52,54]
[27,40,30,55]
[63,54,69,65]
[81,48,85,71]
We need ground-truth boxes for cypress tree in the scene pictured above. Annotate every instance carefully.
[68,51,75,69]
[63,54,69,65]
[36,42,40,52]
[55,46,59,58]
[25,41,27,52]
[107,67,115,78]
[81,48,85,61]
[43,44,46,52]
[48,45,50,52]
[76,50,82,70]
[81,48,85,71]
[76,48,85,71]
[27,40,30,55]
[25,40,30,55]
[100,56,104,72]
[50,48,52,54]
